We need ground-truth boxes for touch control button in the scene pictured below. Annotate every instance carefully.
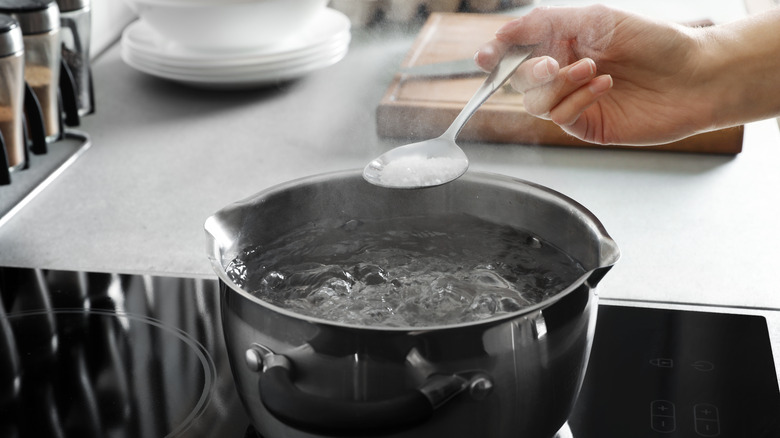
[694,404,721,437]
[652,415,676,433]
[651,400,676,433]
[651,400,675,416]
[691,360,715,372]
[650,358,674,368]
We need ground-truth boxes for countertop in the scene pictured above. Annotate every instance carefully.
[1,0,779,310]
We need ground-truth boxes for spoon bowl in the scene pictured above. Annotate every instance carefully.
[363,137,469,189]
[363,45,535,189]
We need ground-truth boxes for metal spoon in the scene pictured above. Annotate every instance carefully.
[363,45,535,189]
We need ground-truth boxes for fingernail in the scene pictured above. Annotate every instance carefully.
[476,44,494,60]
[532,58,555,80]
[589,75,613,94]
[567,59,595,82]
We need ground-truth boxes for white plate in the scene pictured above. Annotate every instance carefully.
[122,37,349,79]
[124,33,351,75]
[121,7,351,68]
[121,43,350,89]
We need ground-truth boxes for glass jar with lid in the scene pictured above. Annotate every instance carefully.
[56,0,91,116]
[0,0,62,143]
[0,13,25,175]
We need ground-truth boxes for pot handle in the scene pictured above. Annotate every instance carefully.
[247,345,479,435]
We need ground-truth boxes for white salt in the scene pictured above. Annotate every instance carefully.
[379,156,467,188]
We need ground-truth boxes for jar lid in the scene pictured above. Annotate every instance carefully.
[55,0,88,13]
[0,13,23,56]
[0,0,60,34]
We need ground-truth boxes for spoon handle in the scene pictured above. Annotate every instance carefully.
[442,45,535,140]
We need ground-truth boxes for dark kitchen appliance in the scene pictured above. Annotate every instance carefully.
[1,265,778,437]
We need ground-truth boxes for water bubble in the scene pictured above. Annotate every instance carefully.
[286,265,355,289]
[535,272,559,289]
[352,263,389,285]
[469,294,500,319]
[526,236,542,249]
[324,277,352,297]
[499,297,525,313]
[472,269,512,288]
[260,271,286,290]
[226,260,247,286]
[341,219,363,231]
[305,287,337,306]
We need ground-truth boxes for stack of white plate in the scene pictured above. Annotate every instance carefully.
[120,8,351,89]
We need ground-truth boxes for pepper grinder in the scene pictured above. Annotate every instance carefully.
[0,0,62,144]
[56,0,91,116]
[0,13,25,180]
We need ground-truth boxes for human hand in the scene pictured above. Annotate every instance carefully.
[475,5,714,145]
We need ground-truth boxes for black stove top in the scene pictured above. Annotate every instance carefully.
[1,266,778,437]
[569,305,780,437]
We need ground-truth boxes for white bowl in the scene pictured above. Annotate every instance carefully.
[124,0,329,51]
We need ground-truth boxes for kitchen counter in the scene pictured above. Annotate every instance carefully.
[1,0,779,310]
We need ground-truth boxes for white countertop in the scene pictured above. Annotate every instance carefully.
[1,0,778,310]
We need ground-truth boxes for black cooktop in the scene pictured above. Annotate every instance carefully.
[1,267,778,437]
[569,305,780,437]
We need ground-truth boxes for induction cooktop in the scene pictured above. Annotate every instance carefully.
[1,266,778,437]
[569,304,780,437]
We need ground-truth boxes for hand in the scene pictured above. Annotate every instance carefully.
[475,5,714,145]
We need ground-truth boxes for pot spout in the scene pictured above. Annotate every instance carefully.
[588,232,621,289]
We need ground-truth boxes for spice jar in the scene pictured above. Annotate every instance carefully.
[0,0,62,143]
[0,13,25,174]
[56,0,91,116]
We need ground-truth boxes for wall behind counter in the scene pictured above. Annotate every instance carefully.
[91,0,136,58]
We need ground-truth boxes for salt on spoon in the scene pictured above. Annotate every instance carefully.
[363,45,535,189]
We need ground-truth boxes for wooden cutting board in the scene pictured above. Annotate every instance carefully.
[376,13,744,154]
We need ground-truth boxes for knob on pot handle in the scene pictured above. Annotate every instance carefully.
[246,344,486,435]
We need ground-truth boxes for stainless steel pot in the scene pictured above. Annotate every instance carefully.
[205,170,619,438]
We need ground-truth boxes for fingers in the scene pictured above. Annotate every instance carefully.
[509,56,559,90]
[549,74,613,128]
[522,58,599,118]
[476,43,612,129]
[473,39,508,72]
[471,4,623,143]
[475,40,559,90]
[475,14,615,140]
[518,56,614,141]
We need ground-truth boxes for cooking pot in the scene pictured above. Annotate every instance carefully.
[205,170,619,438]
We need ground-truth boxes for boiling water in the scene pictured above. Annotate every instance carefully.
[226,214,585,328]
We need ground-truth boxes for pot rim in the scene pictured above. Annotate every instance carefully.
[205,169,620,332]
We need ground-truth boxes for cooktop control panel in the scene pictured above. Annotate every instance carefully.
[570,305,780,437]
